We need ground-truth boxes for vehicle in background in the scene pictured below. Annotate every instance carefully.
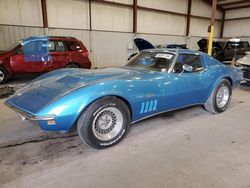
[0,36,91,84]
[197,38,226,58]
[5,49,243,149]
[236,51,250,83]
[222,41,250,61]
[197,38,250,62]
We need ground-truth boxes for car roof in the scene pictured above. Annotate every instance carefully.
[142,48,206,56]
[23,35,77,41]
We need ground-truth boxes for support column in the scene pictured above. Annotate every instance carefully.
[220,10,225,38]
[133,0,137,33]
[207,0,217,55]
[186,0,192,36]
[41,0,48,28]
[89,0,92,31]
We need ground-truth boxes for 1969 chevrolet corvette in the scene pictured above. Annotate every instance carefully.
[5,49,243,149]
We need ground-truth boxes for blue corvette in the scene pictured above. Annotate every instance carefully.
[5,49,243,149]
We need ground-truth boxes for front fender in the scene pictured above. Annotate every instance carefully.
[37,82,131,131]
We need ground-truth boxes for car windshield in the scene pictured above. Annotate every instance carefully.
[126,52,175,72]
[227,41,250,48]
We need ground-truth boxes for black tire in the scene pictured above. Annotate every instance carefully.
[0,67,9,85]
[65,63,80,68]
[77,96,130,149]
[204,79,232,113]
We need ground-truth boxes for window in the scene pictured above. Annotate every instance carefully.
[126,52,175,72]
[23,41,37,53]
[66,41,82,51]
[173,54,204,73]
[48,41,55,52]
[56,41,65,52]
[243,41,250,48]
[23,40,49,62]
[48,41,66,52]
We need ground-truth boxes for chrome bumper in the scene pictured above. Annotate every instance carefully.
[5,102,56,121]
[243,77,250,82]
[242,66,250,82]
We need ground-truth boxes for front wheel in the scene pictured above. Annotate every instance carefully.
[204,79,232,113]
[0,67,9,84]
[77,96,130,149]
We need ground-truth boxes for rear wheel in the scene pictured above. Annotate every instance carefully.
[0,67,8,84]
[77,96,130,149]
[204,79,232,113]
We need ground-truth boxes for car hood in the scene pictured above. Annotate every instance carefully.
[5,67,150,113]
[134,38,155,51]
[197,38,208,50]
[237,54,250,66]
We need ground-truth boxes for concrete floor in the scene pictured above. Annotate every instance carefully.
[0,85,250,188]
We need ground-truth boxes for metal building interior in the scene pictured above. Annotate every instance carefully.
[0,0,250,187]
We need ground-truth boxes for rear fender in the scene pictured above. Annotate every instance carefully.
[205,73,233,102]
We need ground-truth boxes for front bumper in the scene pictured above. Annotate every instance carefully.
[241,65,250,81]
[4,99,78,132]
[4,101,56,126]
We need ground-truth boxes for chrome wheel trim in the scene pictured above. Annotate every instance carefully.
[0,70,4,82]
[216,85,230,108]
[92,107,123,141]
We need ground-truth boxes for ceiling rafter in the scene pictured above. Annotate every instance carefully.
[219,0,250,7]
[225,3,250,10]
[206,0,250,10]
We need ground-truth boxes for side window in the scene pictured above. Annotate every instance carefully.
[23,40,46,55]
[23,41,37,54]
[48,41,55,52]
[55,41,66,52]
[173,54,204,73]
[152,57,170,70]
[238,42,243,48]
[49,41,66,52]
[23,40,49,62]
[243,42,250,48]
[67,41,82,51]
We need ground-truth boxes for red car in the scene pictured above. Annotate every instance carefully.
[0,36,91,84]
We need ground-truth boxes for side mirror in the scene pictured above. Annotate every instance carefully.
[182,64,193,72]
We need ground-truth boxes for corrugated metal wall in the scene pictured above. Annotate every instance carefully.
[224,7,250,38]
[0,0,43,26]
[0,25,44,50]
[0,0,226,68]
[191,0,222,39]
[46,0,90,29]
